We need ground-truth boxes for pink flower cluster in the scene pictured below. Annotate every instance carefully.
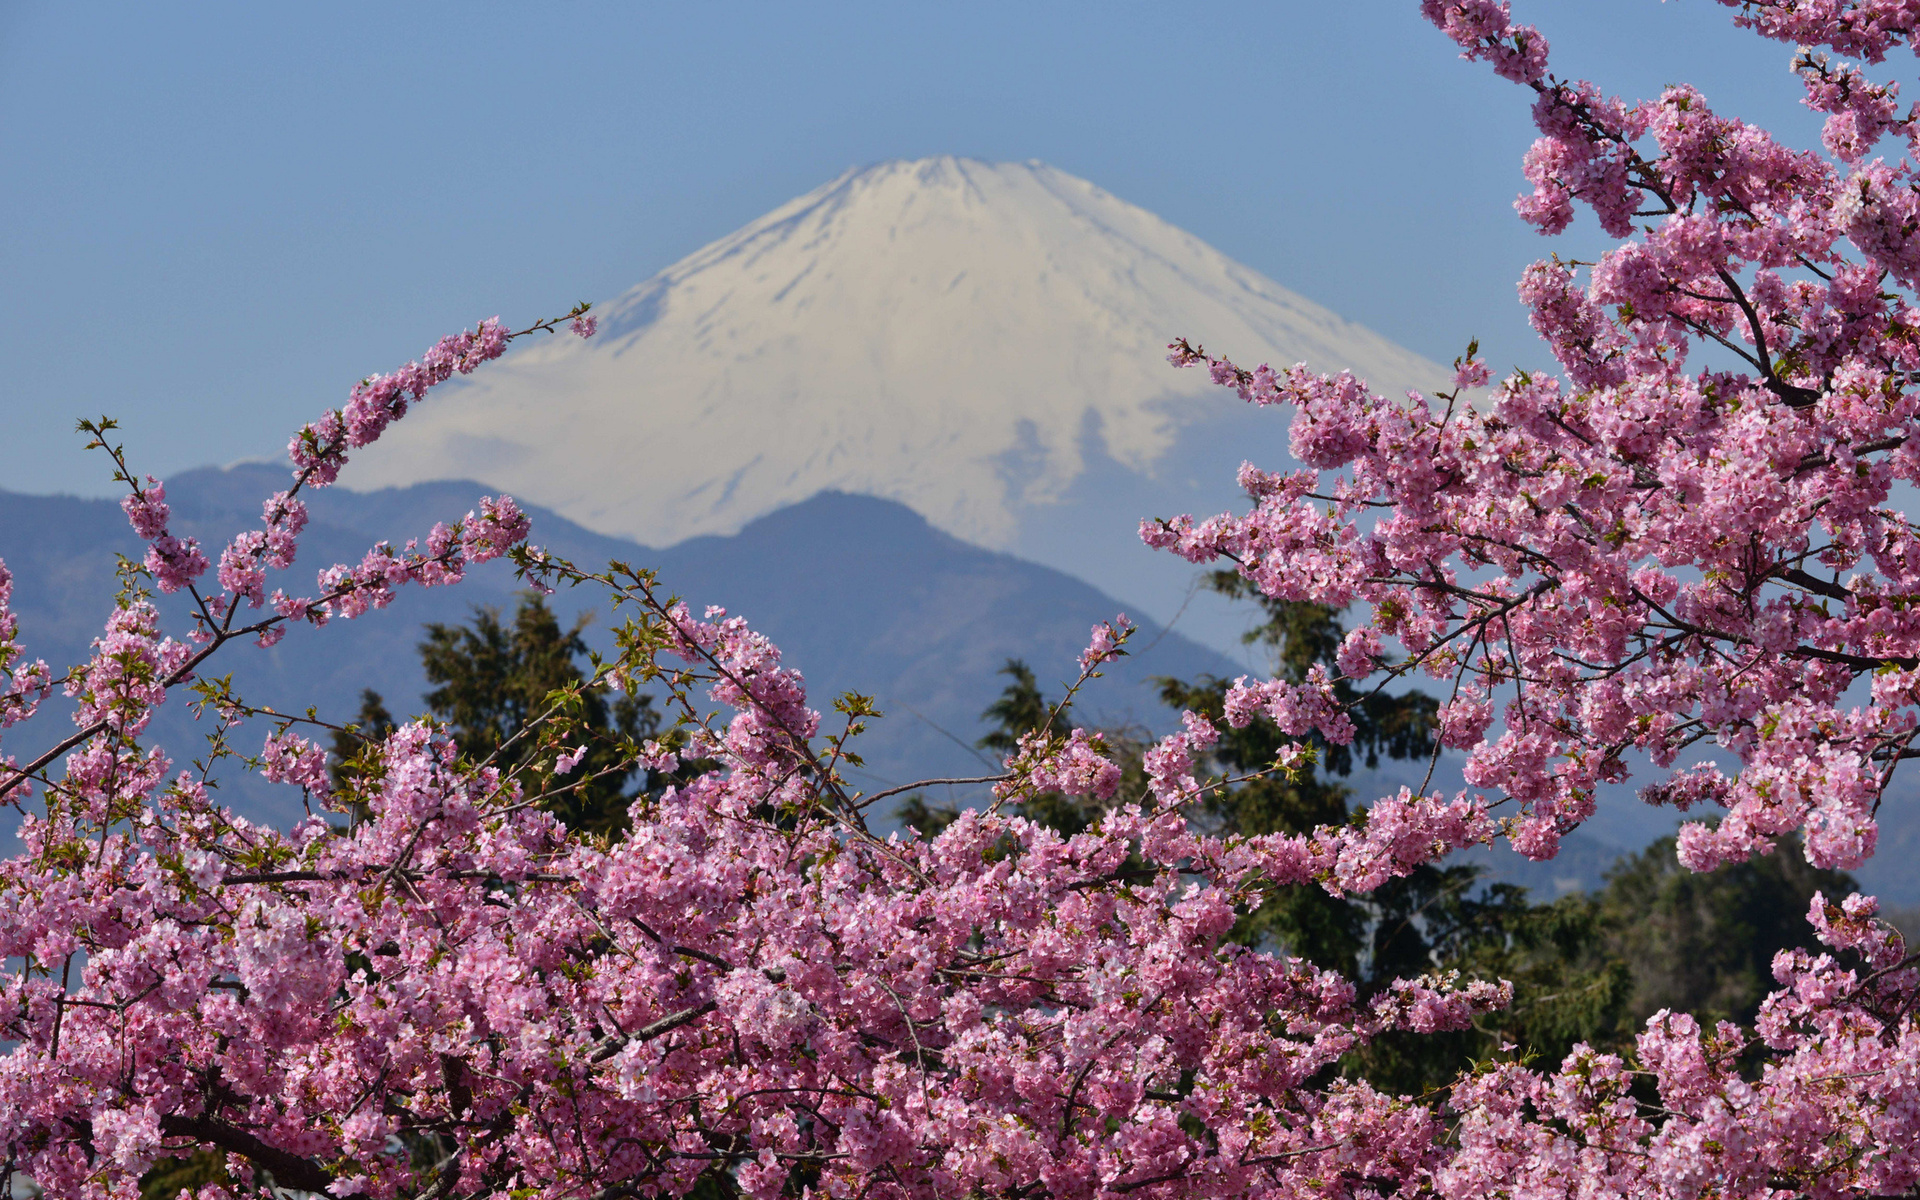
[120,478,210,594]
[257,730,330,793]
[1715,0,1920,64]
[0,547,1535,1199]
[1155,0,1920,880]
[294,317,509,485]
[1078,614,1133,672]
[9,5,1920,1197]
[663,603,821,774]
[0,561,51,738]
[999,727,1125,800]
[218,491,307,607]
[297,494,532,628]
[100,317,556,671]
[1223,666,1357,746]
[1440,892,1920,1199]
[62,602,193,739]
[1123,1,1920,1192]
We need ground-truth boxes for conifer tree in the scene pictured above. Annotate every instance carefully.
[330,595,658,837]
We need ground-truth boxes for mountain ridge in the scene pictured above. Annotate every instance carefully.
[342,155,1449,560]
[0,465,1243,827]
[10,467,1906,903]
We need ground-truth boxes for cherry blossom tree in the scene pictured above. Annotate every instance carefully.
[1150,0,1920,1191]
[4,2,1920,1198]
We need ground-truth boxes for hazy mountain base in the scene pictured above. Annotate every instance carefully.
[0,465,1236,829]
[4,463,1912,904]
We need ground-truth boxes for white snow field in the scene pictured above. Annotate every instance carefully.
[345,156,1449,568]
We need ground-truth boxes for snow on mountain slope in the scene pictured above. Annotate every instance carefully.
[344,157,1449,551]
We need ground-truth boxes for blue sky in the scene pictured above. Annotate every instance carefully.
[1,0,1824,500]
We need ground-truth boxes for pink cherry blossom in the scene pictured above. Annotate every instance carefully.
[7,7,1920,1198]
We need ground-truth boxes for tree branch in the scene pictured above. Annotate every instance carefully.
[158,1114,334,1194]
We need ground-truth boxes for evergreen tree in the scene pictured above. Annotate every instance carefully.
[328,595,659,838]
[1152,572,1635,1092]
[1593,832,1858,1030]
[139,1150,228,1199]
[1156,570,1438,971]
[898,658,1145,841]
[887,574,1867,1097]
[1359,834,1865,1094]
[974,660,1061,758]
[328,687,395,806]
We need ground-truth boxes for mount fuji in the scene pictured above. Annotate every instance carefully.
[344,157,1452,656]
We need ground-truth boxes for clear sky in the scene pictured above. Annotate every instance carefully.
[1,0,1825,502]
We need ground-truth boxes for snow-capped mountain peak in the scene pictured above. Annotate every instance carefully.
[343,156,1447,551]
